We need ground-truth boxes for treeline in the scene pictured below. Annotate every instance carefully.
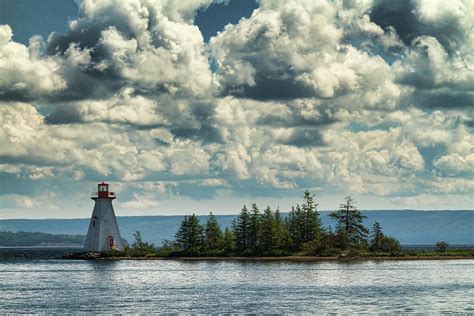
[0,231,85,246]
[153,192,402,257]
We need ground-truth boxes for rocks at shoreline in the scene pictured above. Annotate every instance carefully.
[61,252,102,259]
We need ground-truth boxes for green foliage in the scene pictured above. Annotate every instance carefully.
[175,214,204,255]
[370,221,384,253]
[233,205,251,253]
[223,227,235,253]
[127,230,156,256]
[301,190,322,242]
[260,206,275,253]
[155,239,181,256]
[287,191,323,251]
[435,241,449,253]
[329,196,369,249]
[205,212,224,251]
[381,236,401,254]
[273,208,292,250]
[249,203,262,253]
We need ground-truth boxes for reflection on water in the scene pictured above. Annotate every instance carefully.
[0,249,473,313]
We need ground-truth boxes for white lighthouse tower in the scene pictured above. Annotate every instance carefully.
[84,182,124,252]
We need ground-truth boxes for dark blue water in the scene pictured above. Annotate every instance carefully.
[0,249,473,313]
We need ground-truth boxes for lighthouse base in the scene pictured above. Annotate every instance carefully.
[84,199,124,252]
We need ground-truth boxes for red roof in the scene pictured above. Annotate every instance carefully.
[99,182,108,185]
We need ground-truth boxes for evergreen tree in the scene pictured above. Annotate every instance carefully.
[260,206,275,253]
[287,191,323,250]
[205,212,224,251]
[435,241,449,253]
[329,196,369,249]
[274,207,292,250]
[288,204,304,250]
[301,190,322,243]
[370,221,384,252]
[223,227,235,253]
[249,203,262,253]
[129,230,156,256]
[233,205,251,253]
[175,214,204,253]
[381,236,401,255]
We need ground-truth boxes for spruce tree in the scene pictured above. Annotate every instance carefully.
[329,196,369,249]
[233,205,251,253]
[274,207,292,250]
[249,203,262,253]
[175,214,204,253]
[302,190,322,243]
[223,227,235,253]
[288,204,304,250]
[175,215,190,249]
[370,221,384,252]
[287,191,322,250]
[205,212,224,251]
[130,230,155,256]
[260,206,275,253]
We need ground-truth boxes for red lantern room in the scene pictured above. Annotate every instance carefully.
[92,182,116,200]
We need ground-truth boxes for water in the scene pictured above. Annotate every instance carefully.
[0,249,473,313]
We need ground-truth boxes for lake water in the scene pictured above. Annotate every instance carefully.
[0,249,473,313]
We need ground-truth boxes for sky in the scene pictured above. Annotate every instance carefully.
[0,0,472,219]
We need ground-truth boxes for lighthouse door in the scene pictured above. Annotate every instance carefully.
[107,235,115,250]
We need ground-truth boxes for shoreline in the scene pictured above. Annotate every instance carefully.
[75,255,474,261]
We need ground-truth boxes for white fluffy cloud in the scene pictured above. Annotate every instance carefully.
[210,0,403,106]
[0,25,65,100]
[0,0,473,213]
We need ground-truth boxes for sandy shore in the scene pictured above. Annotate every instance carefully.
[92,255,474,261]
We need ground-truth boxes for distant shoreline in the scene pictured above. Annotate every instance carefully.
[69,255,474,261]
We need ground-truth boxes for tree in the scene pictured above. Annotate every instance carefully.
[288,204,304,250]
[274,207,292,251]
[287,191,323,250]
[260,206,275,253]
[129,230,156,256]
[155,239,180,256]
[381,236,401,255]
[175,214,204,254]
[435,241,449,253]
[223,227,235,253]
[249,203,262,253]
[370,221,384,253]
[329,196,369,249]
[233,205,251,253]
[205,212,224,251]
[301,190,322,243]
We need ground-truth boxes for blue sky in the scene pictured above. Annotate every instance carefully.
[0,0,472,218]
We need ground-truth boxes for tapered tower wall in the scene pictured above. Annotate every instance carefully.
[84,184,124,252]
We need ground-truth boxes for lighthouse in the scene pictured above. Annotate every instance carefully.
[84,182,124,252]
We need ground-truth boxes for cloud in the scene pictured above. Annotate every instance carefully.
[370,0,473,55]
[118,193,160,209]
[210,0,401,104]
[0,0,473,213]
[45,0,214,99]
[1,0,215,103]
[0,26,66,101]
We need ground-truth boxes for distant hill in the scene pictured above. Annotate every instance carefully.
[0,231,84,247]
[0,211,472,246]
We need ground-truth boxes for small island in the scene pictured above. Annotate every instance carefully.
[64,192,474,261]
